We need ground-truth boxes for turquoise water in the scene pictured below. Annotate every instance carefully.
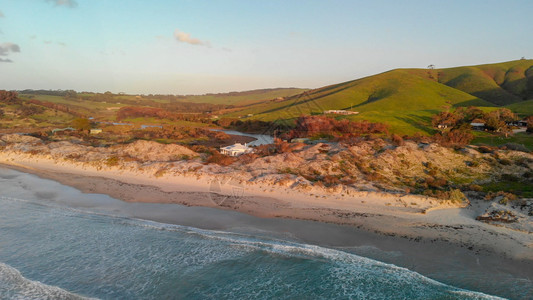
[0,196,503,300]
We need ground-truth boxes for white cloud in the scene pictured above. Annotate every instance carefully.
[0,42,20,62]
[173,29,211,47]
[0,43,20,56]
[46,0,78,8]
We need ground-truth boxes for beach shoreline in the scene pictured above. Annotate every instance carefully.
[0,150,532,264]
[1,163,533,299]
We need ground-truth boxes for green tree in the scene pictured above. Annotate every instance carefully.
[65,90,77,99]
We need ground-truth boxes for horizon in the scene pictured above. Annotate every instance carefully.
[1,0,532,94]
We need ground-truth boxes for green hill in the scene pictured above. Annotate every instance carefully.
[437,59,533,105]
[506,99,533,116]
[223,60,533,134]
[176,88,307,106]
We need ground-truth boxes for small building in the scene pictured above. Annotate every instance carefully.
[323,110,359,115]
[220,143,253,156]
[52,127,75,134]
[437,124,448,129]
[470,122,485,131]
[507,120,528,127]
[140,125,163,130]
[90,128,103,135]
[291,138,310,143]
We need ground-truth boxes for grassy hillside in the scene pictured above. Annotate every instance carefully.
[221,60,533,134]
[223,69,494,134]
[438,59,533,105]
[176,88,307,106]
[506,99,533,116]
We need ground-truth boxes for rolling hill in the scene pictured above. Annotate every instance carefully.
[174,88,307,106]
[223,59,533,134]
[437,59,533,105]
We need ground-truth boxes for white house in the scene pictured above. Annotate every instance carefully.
[323,110,359,115]
[220,143,253,156]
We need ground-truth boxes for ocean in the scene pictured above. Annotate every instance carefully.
[0,167,528,299]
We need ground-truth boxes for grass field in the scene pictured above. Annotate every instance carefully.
[19,94,127,118]
[82,88,307,106]
[472,131,533,151]
[176,88,307,106]
[122,117,211,128]
[506,99,533,116]
[482,180,533,198]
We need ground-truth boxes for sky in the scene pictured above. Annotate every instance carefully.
[0,0,532,95]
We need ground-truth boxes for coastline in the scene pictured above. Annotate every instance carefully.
[0,150,532,263]
[1,164,533,299]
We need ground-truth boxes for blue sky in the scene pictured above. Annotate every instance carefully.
[0,0,531,94]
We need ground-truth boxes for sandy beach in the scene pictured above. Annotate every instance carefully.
[1,148,532,265]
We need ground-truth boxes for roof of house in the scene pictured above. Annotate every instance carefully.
[221,143,251,151]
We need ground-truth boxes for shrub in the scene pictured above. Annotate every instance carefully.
[433,129,473,148]
[484,191,517,202]
[425,176,448,189]
[477,146,494,154]
[154,168,167,178]
[322,175,341,187]
[288,115,388,141]
[279,167,298,175]
[465,160,479,167]
[206,151,236,166]
[238,153,258,164]
[500,173,520,181]
[105,156,119,167]
[423,189,467,203]
[498,158,512,165]
[500,143,530,153]
[391,134,404,146]
[468,184,483,192]
[449,189,467,204]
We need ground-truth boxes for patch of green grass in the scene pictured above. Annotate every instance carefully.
[482,181,533,198]
[123,117,210,128]
[472,132,533,151]
[506,99,533,117]
[179,88,307,106]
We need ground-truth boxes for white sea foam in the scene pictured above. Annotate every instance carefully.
[0,262,94,300]
[120,216,504,299]
[0,194,506,299]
